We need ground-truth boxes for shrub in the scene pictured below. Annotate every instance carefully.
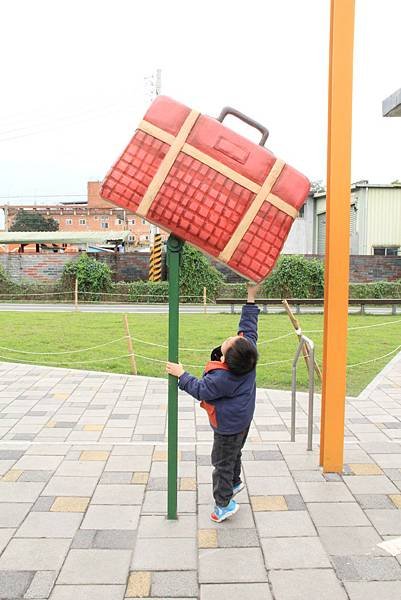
[349,281,401,299]
[179,245,223,301]
[262,255,324,298]
[62,254,113,297]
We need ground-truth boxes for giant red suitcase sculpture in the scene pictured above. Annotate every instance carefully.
[101,96,310,282]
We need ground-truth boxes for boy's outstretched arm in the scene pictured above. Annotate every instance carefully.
[238,283,261,345]
[166,362,224,402]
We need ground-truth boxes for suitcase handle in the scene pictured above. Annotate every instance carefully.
[217,107,269,146]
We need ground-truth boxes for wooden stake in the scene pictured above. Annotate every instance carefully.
[123,314,137,375]
[282,299,322,381]
[74,278,79,311]
[203,287,207,314]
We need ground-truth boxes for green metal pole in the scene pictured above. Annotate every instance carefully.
[167,234,184,519]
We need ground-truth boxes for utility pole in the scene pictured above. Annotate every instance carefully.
[145,69,163,280]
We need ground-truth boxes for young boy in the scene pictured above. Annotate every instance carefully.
[166,283,260,522]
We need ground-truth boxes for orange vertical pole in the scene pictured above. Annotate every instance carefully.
[320,0,355,472]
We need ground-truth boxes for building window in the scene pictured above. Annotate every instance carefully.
[142,219,146,225]
[130,218,135,225]
[101,222,109,229]
[65,218,72,225]
[298,205,305,218]
[373,246,400,256]
[79,219,86,225]
[101,216,109,222]
[115,219,123,225]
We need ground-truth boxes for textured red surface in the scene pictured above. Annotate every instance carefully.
[101,96,310,282]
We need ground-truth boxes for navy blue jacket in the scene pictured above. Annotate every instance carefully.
[178,303,259,434]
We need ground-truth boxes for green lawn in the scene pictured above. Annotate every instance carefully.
[0,311,400,396]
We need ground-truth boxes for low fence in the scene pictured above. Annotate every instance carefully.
[216,298,401,315]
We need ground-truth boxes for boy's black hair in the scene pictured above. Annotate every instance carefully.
[225,337,258,376]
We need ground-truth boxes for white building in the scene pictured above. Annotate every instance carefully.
[283,182,401,256]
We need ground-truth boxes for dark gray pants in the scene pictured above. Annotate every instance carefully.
[211,425,250,507]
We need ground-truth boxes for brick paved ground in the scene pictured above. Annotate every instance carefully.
[0,352,400,599]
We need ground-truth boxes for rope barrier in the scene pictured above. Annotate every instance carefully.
[304,317,401,334]
[0,336,129,355]
[346,344,401,368]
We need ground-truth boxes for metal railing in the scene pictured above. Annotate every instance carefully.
[291,334,315,451]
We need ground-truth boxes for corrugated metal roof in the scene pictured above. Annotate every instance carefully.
[0,230,130,244]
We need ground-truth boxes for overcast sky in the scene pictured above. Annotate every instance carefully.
[0,0,400,209]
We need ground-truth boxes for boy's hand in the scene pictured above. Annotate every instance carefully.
[246,282,262,303]
[166,362,185,378]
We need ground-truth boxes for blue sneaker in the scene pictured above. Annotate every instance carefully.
[232,481,245,497]
[210,499,239,523]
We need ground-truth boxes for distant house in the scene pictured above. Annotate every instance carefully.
[283,182,401,256]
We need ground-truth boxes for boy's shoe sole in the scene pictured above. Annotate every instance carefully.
[210,502,240,523]
[232,482,245,497]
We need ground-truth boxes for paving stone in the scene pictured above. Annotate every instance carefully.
[371,454,401,468]
[180,477,197,491]
[262,536,331,569]
[16,511,82,538]
[255,510,316,537]
[71,529,97,549]
[51,496,90,512]
[43,476,98,496]
[0,538,71,570]
[24,570,57,599]
[14,455,63,470]
[93,529,136,549]
[317,526,383,556]
[0,449,25,460]
[83,424,104,431]
[324,472,343,482]
[284,454,320,470]
[199,529,218,548]
[246,476,298,495]
[366,509,401,534]
[0,481,44,502]
[81,505,140,530]
[389,494,401,508]
[355,494,395,509]
[58,549,131,584]
[132,471,149,484]
[197,455,212,466]
[32,496,55,512]
[0,570,34,599]
[126,571,151,598]
[344,475,398,495]
[132,538,197,570]
[147,476,167,490]
[250,495,287,511]
[55,460,105,477]
[348,463,383,475]
[269,569,347,600]
[307,503,370,527]
[80,451,109,461]
[2,468,23,481]
[138,515,197,538]
[253,450,283,461]
[294,470,325,482]
[200,582,272,600]
[217,528,259,547]
[100,471,133,484]
[0,528,14,554]
[332,555,401,581]
[344,581,401,600]
[91,484,144,505]
[105,455,151,472]
[0,502,31,526]
[297,482,354,502]
[18,470,54,483]
[143,491,196,514]
[199,547,267,583]
[285,494,307,511]
[243,460,290,477]
[151,571,198,598]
